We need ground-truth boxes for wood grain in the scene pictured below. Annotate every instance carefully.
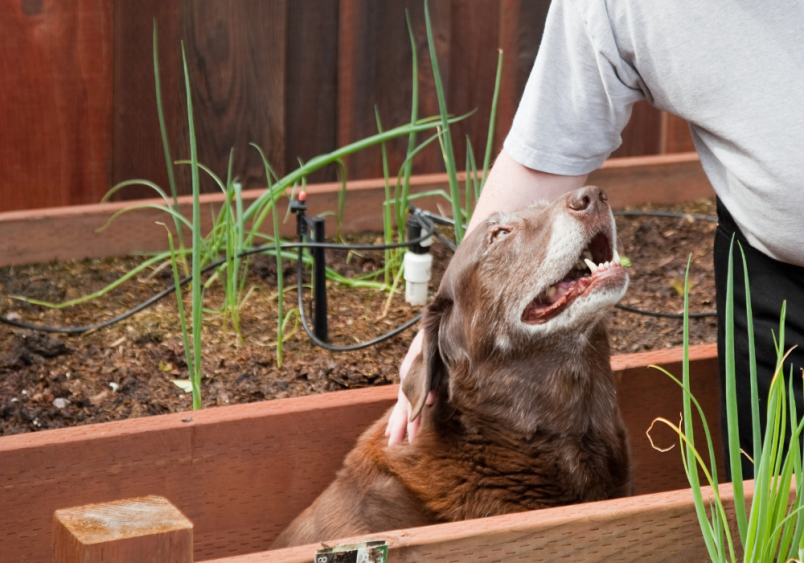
[1,345,718,563]
[284,0,339,184]
[0,0,688,211]
[0,386,399,563]
[612,99,663,158]
[214,477,742,563]
[111,0,181,201]
[662,112,697,153]
[0,0,113,211]
[448,0,501,177]
[53,496,193,563]
[338,0,451,181]
[179,0,287,193]
[0,153,713,267]
[496,0,551,149]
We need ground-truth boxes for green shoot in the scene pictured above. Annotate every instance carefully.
[650,236,803,562]
[423,0,463,242]
[154,21,185,269]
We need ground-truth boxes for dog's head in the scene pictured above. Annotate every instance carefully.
[403,186,628,422]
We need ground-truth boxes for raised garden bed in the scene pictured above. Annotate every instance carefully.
[0,154,718,435]
[1,345,720,563]
[0,154,726,562]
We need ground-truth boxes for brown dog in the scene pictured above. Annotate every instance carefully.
[273,186,632,548]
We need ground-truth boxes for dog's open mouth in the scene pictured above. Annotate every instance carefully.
[522,230,624,325]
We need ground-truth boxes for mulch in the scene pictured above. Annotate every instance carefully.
[0,198,718,435]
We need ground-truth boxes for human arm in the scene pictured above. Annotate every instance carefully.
[385,148,588,446]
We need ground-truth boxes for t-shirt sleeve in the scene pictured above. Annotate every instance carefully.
[504,0,647,175]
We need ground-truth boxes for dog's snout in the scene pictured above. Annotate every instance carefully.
[567,187,608,215]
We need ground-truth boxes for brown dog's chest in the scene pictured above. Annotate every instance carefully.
[383,422,630,522]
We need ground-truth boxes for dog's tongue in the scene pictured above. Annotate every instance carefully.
[544,281,574,304]
[523,276,594,323]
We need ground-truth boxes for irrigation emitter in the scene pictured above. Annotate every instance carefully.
[0,196,717,346]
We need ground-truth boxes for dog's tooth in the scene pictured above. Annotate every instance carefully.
[545,286,556,298]
[613,249,621,265]
[583,250,593,261]
[584,258,598,274]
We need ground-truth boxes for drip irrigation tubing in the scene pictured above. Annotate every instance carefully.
[0,208,717,343]
[0,212,437,336]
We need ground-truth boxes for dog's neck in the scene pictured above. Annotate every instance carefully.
[438,321,619,440]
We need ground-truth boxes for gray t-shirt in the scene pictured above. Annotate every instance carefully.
[505,0,804,267]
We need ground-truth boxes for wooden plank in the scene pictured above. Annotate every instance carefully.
[448,0,500,177]
[0,346,719,563]
[587,152,713,208]
[212,478,742,563]
[495,0,551,149]
[112,0,181,201]
[337,0,451,181]
[0,0,113,212]
[613,344,724,494]
[612,99,663,158]
[53,496,193,563]
[178,0,288,192]
[662,112,697,154]
[0,386,398,563]
[284,0,339,184]
[0,153,714,267]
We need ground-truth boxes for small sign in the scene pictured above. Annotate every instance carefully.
[314,540,388,563]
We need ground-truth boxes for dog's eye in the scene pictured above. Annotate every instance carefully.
[490,227,511,243]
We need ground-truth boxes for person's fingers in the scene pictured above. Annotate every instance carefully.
[425,389,436,405]
[399,331,424,381]
[386,387,410,446]
[385,396,404,436]
[388,331,428,446]
[387,412,407,446]
[407,414,422,444]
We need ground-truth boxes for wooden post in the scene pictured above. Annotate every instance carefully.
[53,496,193,563]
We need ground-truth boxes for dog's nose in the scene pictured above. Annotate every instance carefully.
[567,187,608,215]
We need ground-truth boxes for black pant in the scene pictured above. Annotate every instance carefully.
[715,200,804,480]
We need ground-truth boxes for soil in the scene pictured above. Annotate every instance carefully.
[0,199,718,435]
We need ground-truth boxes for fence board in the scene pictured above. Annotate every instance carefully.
[285,0,340,184]
[338,0,452,181]
[663,112,697,153]
[0,0,113,211]
[179,0,288,193]
[0,0,699,212]
[496,0,551,149]
[612,100,663,158]
[448,0,501,175]
[112,0,181,200]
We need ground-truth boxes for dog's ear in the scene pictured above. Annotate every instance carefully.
[403,294,452,422]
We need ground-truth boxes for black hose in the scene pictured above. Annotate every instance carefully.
[613,209,717,222]
[0,207,719,340]
[295,246,422,351]
[615,303,716,319]
[0,212,437,335]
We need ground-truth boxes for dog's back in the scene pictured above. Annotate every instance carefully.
[273,187,632,549]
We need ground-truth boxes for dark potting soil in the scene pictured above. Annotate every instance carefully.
[0,199,718,435]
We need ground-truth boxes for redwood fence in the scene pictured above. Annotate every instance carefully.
[0,0,694,213]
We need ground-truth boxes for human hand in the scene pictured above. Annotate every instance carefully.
[385,331,435,446]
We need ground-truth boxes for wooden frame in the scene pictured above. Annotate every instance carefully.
[0,153,712,267]
[1,344,719,563]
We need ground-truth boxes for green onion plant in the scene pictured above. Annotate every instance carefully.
[648,236,804,563]
[17,3,505,408]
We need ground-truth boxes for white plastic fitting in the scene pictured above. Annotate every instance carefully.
[404,251,432,306]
